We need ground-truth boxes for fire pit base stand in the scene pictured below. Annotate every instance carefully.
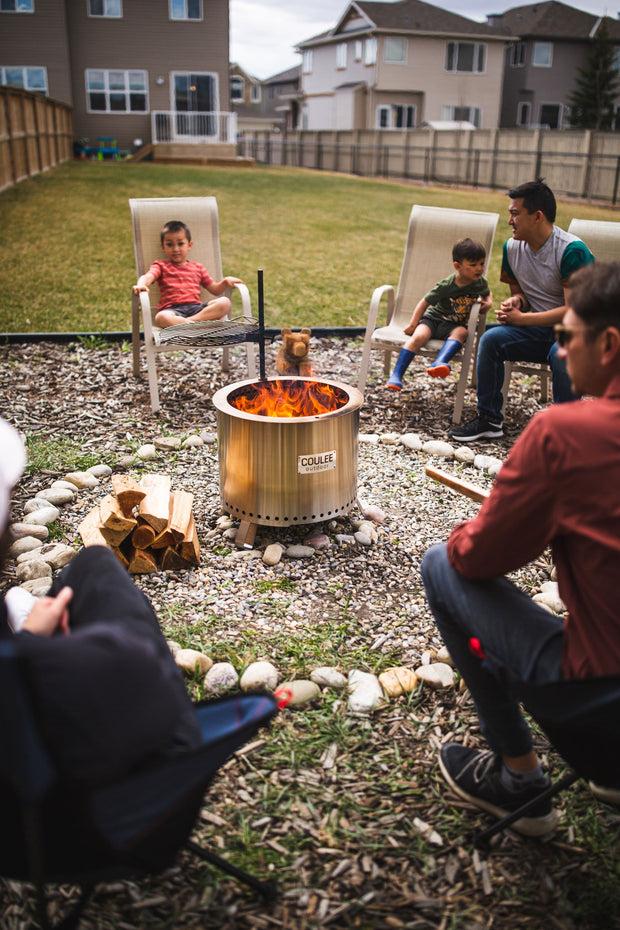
[236,519,258,549]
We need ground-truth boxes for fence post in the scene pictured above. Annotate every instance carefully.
[613,155,620,205]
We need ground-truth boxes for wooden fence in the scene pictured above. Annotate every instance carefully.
[0,86,73,193]
[238,128,620,205]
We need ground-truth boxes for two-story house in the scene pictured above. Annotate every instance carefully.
[488,1,620,130]
[230,63,300,133]
[295,0,511,132]
[0,0,234,154]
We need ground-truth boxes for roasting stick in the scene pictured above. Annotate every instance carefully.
[425,465,490,504]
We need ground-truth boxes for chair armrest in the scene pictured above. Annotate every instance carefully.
[231,281,252,321]
[368,285,395,333]
[137,290,157,345]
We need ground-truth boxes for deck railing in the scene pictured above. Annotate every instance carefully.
[151,111,237,145]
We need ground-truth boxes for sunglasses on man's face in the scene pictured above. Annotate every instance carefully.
[553,324,593,347]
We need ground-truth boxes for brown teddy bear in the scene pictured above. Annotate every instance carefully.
[275,327,315,377]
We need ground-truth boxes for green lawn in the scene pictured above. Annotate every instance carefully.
[0,161,616,334]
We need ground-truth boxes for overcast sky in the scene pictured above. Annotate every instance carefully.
[229,0,617,79]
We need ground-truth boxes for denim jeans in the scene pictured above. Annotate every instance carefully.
[421,544,564,757]
[476,324,575,423]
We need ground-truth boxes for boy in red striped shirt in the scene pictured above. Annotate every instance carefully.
[133,220,243,328]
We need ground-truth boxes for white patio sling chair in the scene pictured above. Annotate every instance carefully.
[130,197,257,414]
[357,205,499,425]
[501,217,620,412]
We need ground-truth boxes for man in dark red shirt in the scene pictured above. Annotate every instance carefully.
[422,261,620,836]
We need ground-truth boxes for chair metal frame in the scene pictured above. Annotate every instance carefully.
[357,204,499,425]
[130,196,257,414]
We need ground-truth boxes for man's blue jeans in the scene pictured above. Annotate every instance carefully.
[476,324,575,423]
[421,544,564,758]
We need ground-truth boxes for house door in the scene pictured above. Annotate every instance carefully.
[173,72,217,138]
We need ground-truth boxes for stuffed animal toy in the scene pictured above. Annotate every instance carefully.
[275,327,315,377]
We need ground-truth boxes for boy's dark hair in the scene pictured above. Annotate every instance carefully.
[160,220,192,244]
[567,261,620,341]
[507,178,556,223]
[452,237,486,263]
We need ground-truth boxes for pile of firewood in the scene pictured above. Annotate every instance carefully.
[78,474,200,573]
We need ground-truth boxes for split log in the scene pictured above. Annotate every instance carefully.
[150,528,175,550]
[160,546,195,571]
[169,490,194,544]
[179,511,200,564]
[98,494,137,545]
[111,474,146,517]
[78,507,111,549]
[139,474,172,533]
[131,521,157,549]
[127,546,159,574]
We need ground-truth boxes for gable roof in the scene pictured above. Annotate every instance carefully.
[263,66,301,85]
[297,0,507,49]
[488,2,620,41]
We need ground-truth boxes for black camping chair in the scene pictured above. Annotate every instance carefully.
[474,674,620,849]
[0,639,279,929]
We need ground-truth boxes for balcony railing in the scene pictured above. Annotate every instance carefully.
[151,111,237,145]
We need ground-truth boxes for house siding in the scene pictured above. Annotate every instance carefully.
[0,0,72,104]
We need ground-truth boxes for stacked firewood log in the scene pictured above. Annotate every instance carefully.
[78,474,200,573]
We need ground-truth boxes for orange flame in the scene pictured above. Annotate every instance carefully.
[229,379,348,418]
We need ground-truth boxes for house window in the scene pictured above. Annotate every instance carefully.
[509,42,526,67]
[385,37,406,63]
[230,75,243,101]
[0,65,46,92]
[376,104,415,129]
[365,37,377,65]
[0,0,34,9]
[354,40,363,61]
[251,83,261,103]
[517,101,531,126]
[302,50,313,74]
[442,104,481,127]
[169,0,201,21]
[88,0,121,16]
[532,41,552,67]
[445,42,486,74]
[539,103,561,129]
[614,48,620,71]
[86,69,147,112]
[336,42,347,69]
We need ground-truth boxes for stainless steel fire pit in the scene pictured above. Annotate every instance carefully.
[212,376,363,546]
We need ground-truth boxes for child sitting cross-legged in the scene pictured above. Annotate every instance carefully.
[387,237,493,390]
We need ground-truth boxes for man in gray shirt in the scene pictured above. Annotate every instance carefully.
[449,179,594,442]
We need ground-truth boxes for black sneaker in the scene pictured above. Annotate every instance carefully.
[448,415,503,442]
[439,743,559,837]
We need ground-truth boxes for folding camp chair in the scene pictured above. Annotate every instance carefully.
[357,204,499,425]
[474,674,620,849]
[0,639,279,929]
[130,196,257,414]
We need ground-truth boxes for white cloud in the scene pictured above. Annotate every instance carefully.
[230,0,617,80]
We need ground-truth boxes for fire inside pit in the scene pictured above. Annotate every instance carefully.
[212,377,363,547]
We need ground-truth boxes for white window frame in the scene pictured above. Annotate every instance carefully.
[509,42,526,67]
[376,103,416,129]
[0,65,47,91]
[302,49,313,74]
[354,40,363,62]
[377,105,390,129]
[442,104,482,128]
[516,101,531,127]
[230,75,244,101]
[85,68,148,114]
[445,41,486,74]
[538,102,562,129]
[251,83,261,104]
[169,0,202,21]
[0,0,34,10]
[532,41,553,67]
[364,37,377,66]
[336,42,347,70]
[384,36,406,64]
[88,0,122,17]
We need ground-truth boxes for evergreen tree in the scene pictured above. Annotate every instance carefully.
[568,22,619,131]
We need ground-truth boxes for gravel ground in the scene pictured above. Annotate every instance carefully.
[4,337,613,930]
